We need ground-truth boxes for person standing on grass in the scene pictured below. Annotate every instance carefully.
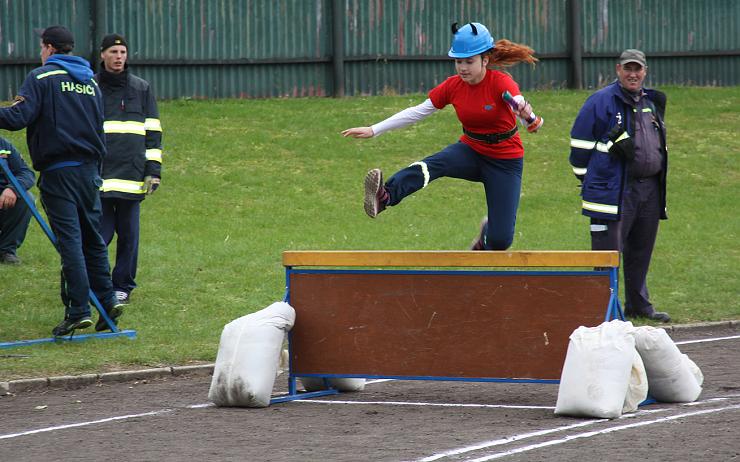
[342,22,542,250]
[569,49,670,323]
[0,137,35,265]
[95,33,163,322]
[0,25,123,336]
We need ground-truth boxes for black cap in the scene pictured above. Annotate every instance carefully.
[100,33,128,52]
[34,25,75,50]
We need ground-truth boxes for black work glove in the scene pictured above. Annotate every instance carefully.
[606,125,635,161]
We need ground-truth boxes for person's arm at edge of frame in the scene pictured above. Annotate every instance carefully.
[0,140,35,209]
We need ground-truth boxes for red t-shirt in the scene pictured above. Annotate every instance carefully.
[428,70,524,159]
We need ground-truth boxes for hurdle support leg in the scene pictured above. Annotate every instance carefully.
[0,158,137,349]
[606,266,625,321]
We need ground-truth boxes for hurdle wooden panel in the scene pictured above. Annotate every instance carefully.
[274,250,622,403]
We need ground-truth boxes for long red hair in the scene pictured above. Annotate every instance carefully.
[484,39,538,69]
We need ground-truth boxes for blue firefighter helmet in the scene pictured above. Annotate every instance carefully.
[448,22,495,58]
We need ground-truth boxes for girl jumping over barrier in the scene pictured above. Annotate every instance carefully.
[342,22,542,250]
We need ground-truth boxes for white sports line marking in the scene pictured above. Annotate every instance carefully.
[0,409,172,440]
[462,404,740,461]
[295,399,555,410]
[675,334,740,345]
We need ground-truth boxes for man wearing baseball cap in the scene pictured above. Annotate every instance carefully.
[94,33,164,326]
[0,25,122,336]
[569,49,671,323]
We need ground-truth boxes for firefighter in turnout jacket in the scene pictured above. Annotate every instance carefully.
[96,33,163,310]
[569,49,670,323]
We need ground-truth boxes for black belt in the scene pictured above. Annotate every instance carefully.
[463,126,518,144]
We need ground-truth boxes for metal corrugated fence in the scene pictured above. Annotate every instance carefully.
[0,0,738,99]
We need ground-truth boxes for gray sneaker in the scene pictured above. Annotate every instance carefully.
[0,252,20,264]
[364,168,388,218]
[469,217,488,250]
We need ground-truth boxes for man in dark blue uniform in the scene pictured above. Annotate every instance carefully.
[0,137,35,264]
[0,26,123,336]
[569,49,670,323]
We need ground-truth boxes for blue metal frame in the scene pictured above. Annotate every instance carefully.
[0,158,137,348]
[272,263,623,404]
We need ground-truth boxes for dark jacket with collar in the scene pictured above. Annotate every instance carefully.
[569,80,668,220]
[0,137,36,193]
[0,55,105,172]
[95,67,163,200]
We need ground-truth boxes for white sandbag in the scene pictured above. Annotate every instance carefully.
[300,376,366,392]
[276,349,290,378]
[208,302,296,407]
[633,326,702,402]
[622,348,648,414]
[683,354,704,386]
[555,320,636,419]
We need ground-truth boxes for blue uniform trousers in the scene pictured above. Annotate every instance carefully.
[38,163,116,319]
[591,175,661,315]
[0,192,33,255]
[100,198,140,295]
[385,142,523,250]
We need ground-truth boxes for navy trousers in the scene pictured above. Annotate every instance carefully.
[590,176,661,315]
[385,142,523,250]
[38,163,116,319]
[100,198,140,294]
[0,192,32,255]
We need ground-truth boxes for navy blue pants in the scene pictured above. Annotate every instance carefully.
[0,192,32,255]
[39,163,115,319]
[385,142,523,250]
[101,198,140,294]
[590,176,661,315]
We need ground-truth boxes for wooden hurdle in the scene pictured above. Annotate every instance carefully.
[272,250,622,404]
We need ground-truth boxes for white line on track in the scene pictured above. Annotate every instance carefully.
[464,404,740,461]
[294,399,555,410]
[413,409,672,462]
[675,334,740,345]
[0,409,173,440]
[415,419,606,461]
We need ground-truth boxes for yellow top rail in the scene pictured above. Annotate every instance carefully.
[283,250,619,268]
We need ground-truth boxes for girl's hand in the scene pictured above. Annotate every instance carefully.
[516,100,534,121]
[341,127,374,138]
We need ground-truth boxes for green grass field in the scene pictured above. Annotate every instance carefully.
[1,86,738,380]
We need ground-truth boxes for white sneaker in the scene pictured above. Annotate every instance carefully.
[114,290,130,304]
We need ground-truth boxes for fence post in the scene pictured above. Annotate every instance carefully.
[331,0,345,97]
[568,0,582,89]
[90,0,106,72]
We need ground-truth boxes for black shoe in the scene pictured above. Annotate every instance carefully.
[645,311,671,323]
[625,309,671,323]
[95,303,125,332]
[0,252,20,264]
[52,316,93,337]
